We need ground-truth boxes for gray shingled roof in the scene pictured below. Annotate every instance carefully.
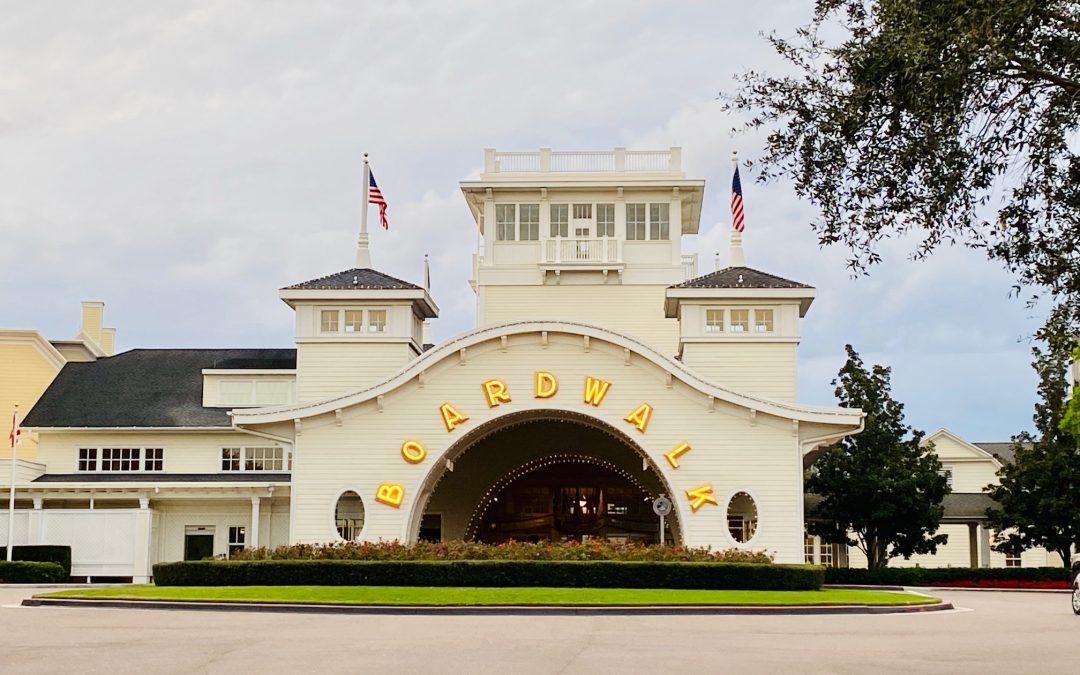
[672,266,811,289]
[22,349,296,428]
[33,473,291,483]
[805,492,999,520]
[974,442,1023,465]
[282,268,420,290]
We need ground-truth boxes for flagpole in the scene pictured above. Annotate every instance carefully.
[7,404,17,561]
[356,153,372,268]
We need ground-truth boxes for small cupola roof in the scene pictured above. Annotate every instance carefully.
[665,266,815,317]
[279,267,439,318]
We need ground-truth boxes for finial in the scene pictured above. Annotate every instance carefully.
[714,252,721,271]
[423,254,431,290]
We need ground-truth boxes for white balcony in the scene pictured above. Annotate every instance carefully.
[543,238,621,265]
[681,253,698,280]
[483,147,682,177]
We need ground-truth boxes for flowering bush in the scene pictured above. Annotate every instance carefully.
[226,539,773,564]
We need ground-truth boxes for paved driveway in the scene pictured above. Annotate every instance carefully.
[1,586,1077,674]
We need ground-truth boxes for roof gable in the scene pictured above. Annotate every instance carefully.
[923,428,1000,463]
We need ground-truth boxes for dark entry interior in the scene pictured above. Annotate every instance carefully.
[420,411,680,544]
[473,456,669,543]
[184,533,214,561]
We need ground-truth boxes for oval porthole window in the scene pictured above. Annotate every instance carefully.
[726,491,758,543]
[335,491,365,541]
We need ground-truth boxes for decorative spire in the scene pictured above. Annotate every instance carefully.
[423,254,431,290]
[729,150,746,268]
[355,153,372,269]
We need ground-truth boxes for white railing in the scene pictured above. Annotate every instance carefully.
[485,147,681,174]
[543,238,621,265]
[681,253,698,279]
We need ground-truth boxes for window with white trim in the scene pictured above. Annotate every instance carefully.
[219,379,295,406]
[519,204,539,241]
[367,309,387,333]
[729,309,749,333]
[78,448,97,472]
[343,309,364,333]
[320,309,338,333]
[705,309,724,333]
[1005,549,1022,568]
[77,447,164,473]
[804,534,815,563]
[228,526,246,557]
[221,446,288,472]
[550,204,569,237]
[496,204,516,241]
[754,309,774,333]
[649,203,669,240]
[144,447,164,472]
[596,203,615,237]
[939,466,954,488]
[626,203,646,240]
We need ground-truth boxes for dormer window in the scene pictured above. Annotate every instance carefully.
[318,308,389,335]
[729,309,749,332]
[705,309,724,333]
[754,309,774,333]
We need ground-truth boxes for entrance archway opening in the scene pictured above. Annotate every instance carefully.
[413,410,681,545]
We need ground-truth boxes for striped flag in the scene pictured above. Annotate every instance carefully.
[8,410,21,450]
[369,171,389,230]
[731,165,745,233]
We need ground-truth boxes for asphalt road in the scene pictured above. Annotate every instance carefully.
[1,586,1077,674]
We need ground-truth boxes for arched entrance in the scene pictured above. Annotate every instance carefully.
[409,409,682,545]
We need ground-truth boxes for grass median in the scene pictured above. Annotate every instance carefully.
[37,585,939,607]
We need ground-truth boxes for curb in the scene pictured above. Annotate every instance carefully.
[21,597,954,616]
[911,586,1071,594]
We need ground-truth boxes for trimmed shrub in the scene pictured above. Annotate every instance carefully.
[228,540,773,563]
[825,566,1070,586]
[0,561,66,584]
[0,546,72,577]
[155,559,823,590]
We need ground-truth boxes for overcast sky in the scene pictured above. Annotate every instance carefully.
[0,1,1048,440]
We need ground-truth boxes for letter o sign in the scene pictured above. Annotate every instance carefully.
[401,440,427,464]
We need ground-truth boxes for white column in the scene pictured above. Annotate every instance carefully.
[978,524,991,568]
[670,189,682,265]
[28,496,43,545]
[249,496,261,549]
[132,495,152,584]
[482,190,495,264]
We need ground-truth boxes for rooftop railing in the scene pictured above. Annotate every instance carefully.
[483,147,682,175]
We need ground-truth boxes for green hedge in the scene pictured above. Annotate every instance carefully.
[825,566,1070,586]
[0,546,72,577]
[154,560,823,590]
[0,561,67,584]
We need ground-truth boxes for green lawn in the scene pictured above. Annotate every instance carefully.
[37,585,939,607]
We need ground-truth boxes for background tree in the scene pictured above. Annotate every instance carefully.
[727,1,1080,343]
[807,345,950,568]
[987,346,1080,567]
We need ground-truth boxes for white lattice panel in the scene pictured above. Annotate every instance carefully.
[0,511,31,546]
[42,510,137,575]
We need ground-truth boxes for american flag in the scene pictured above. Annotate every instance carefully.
[369,171,389,230]
[8,410,21,450]
[731,165,745,233]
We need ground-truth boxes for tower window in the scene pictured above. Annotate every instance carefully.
[496,204,516,241]
[519,204,539,241]
[729,309,749,332]
[596,204,615,237]
[573,203,592,219]
[626,204,646,240]
[343,310,363,333]
[649,203,669,240]
[754,309,774,333]
[705,309,724,333]
[320,310,339,333]
[367,310,387,333]
[550,204,569,237]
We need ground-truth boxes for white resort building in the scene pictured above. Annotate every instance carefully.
[1,148,1046,581]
